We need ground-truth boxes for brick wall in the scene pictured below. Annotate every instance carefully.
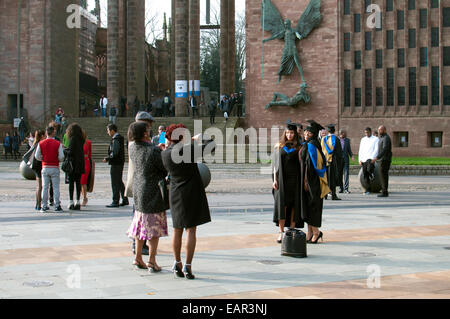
[245,0,340,137]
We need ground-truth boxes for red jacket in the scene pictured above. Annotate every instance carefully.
[39,138,62,168]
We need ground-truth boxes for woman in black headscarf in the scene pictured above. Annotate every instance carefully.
[299,120,331,244]
[272,123,303,244]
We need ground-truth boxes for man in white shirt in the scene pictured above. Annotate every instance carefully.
[100,95,108,118]
[358,127,379,194]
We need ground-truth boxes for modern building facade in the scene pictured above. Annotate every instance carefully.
[245,0,450,157]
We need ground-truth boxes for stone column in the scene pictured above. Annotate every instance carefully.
[220,0,236,96]
[175,0,189,115]
[107,0,120,109]
[189,0,200,99]
[170,0,176,101]
[127,0,146,108]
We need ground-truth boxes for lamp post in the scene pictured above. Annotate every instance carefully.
[17,0,22,119]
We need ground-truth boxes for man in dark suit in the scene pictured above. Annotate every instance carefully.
[103,124,128,207]
[372,125,392,197]
[339,129,354,194]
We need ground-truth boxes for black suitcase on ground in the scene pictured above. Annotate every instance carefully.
[281,228,307,258]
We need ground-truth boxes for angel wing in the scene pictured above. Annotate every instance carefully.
[261,0,284,40]
[296,0,322,39]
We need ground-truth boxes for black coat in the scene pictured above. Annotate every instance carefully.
[324,134,344,190]
[377,133,392,162]
[272,145,303,228]
[161,143,211,229]
[66,136,85,176]
[130,141,169,214]
[340,137,353,164]
[300,140,325,227]
[106,134,125,166]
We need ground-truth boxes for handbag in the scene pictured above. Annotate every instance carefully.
[61,155,74,175]
[158,176,170,205]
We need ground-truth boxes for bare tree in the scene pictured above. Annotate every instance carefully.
[146,10,165,46]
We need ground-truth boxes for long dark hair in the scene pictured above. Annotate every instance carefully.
[33,130,45,146]
[278,129,299,149]
[66,123,85,142]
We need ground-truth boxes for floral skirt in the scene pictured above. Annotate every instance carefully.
[127,210,168,241]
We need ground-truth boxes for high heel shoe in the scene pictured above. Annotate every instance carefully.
[310,231,323,244]
[82,198,88,207]
[277,231,284,244]
[183,264,195,280]
[147,261,162,273]
[133,260,148,269]
[306,234,313,243]
[172,261,185,278]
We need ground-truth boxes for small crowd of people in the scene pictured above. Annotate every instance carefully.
[101,111,214,279]
[272,120,392,244]
[22,120,93,212]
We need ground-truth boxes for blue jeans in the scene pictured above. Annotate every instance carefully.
[101,108,106,117]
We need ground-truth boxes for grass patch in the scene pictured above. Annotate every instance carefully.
[350,157,450,166]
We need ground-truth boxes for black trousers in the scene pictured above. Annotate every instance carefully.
[379,160,391,194]
[110,164,125,204]
[69,173,82,201]
[362,160,375,188]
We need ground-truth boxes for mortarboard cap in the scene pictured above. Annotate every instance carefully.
[326,124,337,133]
[285,120,297,131]
[305,120,324,135]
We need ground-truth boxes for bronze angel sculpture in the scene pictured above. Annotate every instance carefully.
[261,0,322,84]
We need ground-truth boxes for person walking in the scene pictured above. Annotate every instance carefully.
[18,117,27,143]
[339,129,354,194]
[103,124,128,208]
[209,98,217,124]
[189,93,198,118]
[109,105,118,124]
[300,121,330,244]
[3,132,12,160]
[272,122,303,244]
[65,124,85,210]
[358,127,379,195]
[11,131,21,159]
[161,124,213,280]
[162,93,172,117]
[126,121,169,271]
[321,124,344,200]
[373,125,392,197]
[80,131,92,207]
[35,126,65,213]
[125,111,155,256]
[100,95,108,118]
[120,96,127,117]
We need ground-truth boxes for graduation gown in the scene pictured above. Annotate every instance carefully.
[300,139,331,228]
[272,145,304,228]
[321,134,344,191]
[161,142,212,229]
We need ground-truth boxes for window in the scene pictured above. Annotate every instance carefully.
[420,9,428,28]
[344,33,351,52]
[387,68,394,106]
[395,132,409,148]
[432,66,440,105]
[408,0,415,10]
[420,47,428,67]
[376,50,383,68]
[365,0,371,10]
[365,69,372,106]
[355,51,362,69]
[444,86,450,105]
[431,0,439,9]
[376,87,383,106]
[344,70,351,107]
[398,49,405,68]
[355,88,362,107]
[409,29,416,48]
[429,132,443,148]
[398,87,406,106]
[397,10,404,30]
[409,67,417,106]
[420,86,428,105]
[444,47,450,66]
[344,0,350,15]
[365,32,372,50]
[354,14,361,33]
[386,0,393,11]
[444,8,450,27]
[387,30,394,49]
[431,28,439,47]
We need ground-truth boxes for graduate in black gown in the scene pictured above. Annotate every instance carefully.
[321,124,344,200]
[300,121,331,244]
[272,123,304,244]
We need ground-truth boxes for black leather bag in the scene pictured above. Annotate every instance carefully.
[281,228,307,258]
[158,176,170,206]
[61,155,74,175]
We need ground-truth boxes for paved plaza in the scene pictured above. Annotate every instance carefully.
[0,162,449,299]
